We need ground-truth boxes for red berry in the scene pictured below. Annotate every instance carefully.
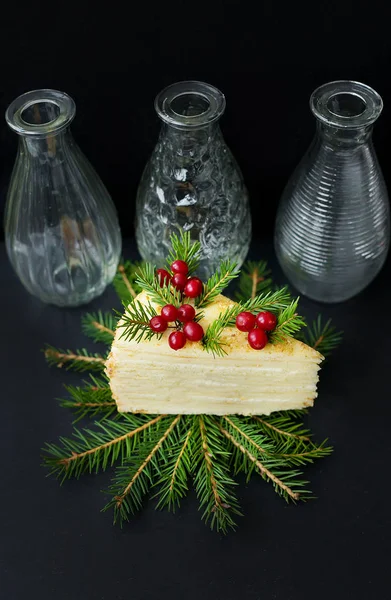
[168,331,187,350]
[161,304,178,322]
[156,269,171,287]
[149,316,168,333]
[248,328,268,350]
[177,304,196,322]
[183,321,204,342]
[171,260,189,275]
[256,311,277,332]
[172,272,187,291]
[184,277,203,298]
[236,311,256,332]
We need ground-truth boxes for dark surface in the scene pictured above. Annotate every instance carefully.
[2,1,391,240]
[1,238,390,600]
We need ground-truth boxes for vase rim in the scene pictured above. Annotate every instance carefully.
[5,89,76,137]
[310,80,383,129]
[155,80,226,129]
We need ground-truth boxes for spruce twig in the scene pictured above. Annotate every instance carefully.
[299,315,343,357]
[166,230,201,274]
[118,300,160,343]
[196,260,239,308]
[44,346,106,372]
[82,311,117,344]
[60,376,116,422]
[155,425,193,511]
[235,260,273,301]
[113,261,141,304]
[135,263,182,307]
[105,415,181,524]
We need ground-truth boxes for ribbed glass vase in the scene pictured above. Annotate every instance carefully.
[275,80,390,303]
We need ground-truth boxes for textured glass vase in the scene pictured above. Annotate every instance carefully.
[135,81,251,279]
[4,89,122,307]
[275,80,390,303]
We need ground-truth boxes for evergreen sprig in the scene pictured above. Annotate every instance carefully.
[166,230,201,274]
[269,298,306,344]
[59,375,116,423]
[44,346,106,372]
[43,414,165,482]
[135,262,182,307]
[235,260,273,301]
[196,260,239,308]
[299,315,343,357]
[82,311,118,345]
[118,300,159,343]
[113,260,143,304]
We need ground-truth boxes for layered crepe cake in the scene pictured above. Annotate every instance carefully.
[106,291,323,416]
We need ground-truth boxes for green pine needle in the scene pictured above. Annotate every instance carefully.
[299,315,343,357]
[44,345,106,372]
[135,262,182,307]
[59,375,116,423]
[193,416,242,533]
[118,300,160,343]
[235,260,273,301]
[82,311,118,345]
[196,260,239,308]
[166,230,201,275]
[269,298,306,344]
[113,260,143,304]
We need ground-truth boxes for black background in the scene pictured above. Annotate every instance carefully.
[1,0,391,240]
[1,2,391,599]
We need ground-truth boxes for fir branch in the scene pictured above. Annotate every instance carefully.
[269,298,306,344]
[60,376,116,423]
[118,300,160,343]
[113,260,142,304]
[43,414,165,481]
[252,414,312,443]
[196,260,239,308]
[154,424,193,511]
[166,230,201,274]
[235,260,273,301]
[239,287,292,315]
[44,345,106,372]
[219,423,303,502]
[298,315,343,357]
[81,311,117,345]
[105,415,181,525]
[135,262,182,307]
[194,416,242,533]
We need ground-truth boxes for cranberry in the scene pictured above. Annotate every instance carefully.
[172,272,187,291]
[156,269,171,287]
[248,328,268,350]
[256,311,278,332]
[236,311,256,332]
[171,260,189,275]
[161,304,179,322]
[168,331,187,350]
[149,316,168,333]
[183,321,204,342]
[184,277,203,298]
[177,304,196,322]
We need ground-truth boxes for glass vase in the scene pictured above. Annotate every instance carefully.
[135,81,251,279]
[275,80,390,303]
[4,89,122,307]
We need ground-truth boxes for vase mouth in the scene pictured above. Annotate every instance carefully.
[155,81,226,129]
[5,89,76,137]
[310,80,383,129]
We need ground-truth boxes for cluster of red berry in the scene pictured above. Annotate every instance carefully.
[149,260,204,350]
[235,310,277,350]
[156,260,203,297]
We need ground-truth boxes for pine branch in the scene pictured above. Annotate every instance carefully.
[118,300,160,343]
[193,416,242,533]
[252,414,312,443]
[81,311,117,345]
[44,345,106,372]
[113,260,143,304]
[239,287,292,314]
[105,415,181,525]
[219,423,305,502]
[154,425,193,511]
[166,230,201,274]
[60,376,116,423]
[298,315,343,357]
[196,260,239,308]
[43,414,165,481]
[235,260,273,301]
[269,298,306,344]
[135,262,182,307]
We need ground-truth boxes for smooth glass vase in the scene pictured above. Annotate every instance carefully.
[4,89,122,307]
[275,81,390,303]
[135,81,251,280]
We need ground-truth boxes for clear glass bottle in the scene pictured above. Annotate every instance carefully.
[275,80,390,303]
[135,81,251,280]
[4,89,122,307]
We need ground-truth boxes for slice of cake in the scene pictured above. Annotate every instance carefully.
[106,290,323,416]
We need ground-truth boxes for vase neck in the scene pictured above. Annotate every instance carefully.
[19,128,74,158]
[310,80,382,147]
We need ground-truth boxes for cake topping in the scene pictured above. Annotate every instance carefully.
[256,311,278,331]
[156,268,171,287]
[161,304,179,322]
[248,328,268,350]
[168,330,187,350]
[184,277,203,298]
[236,311,256,332]
[171,259,189,275]
[177,304,196,322]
